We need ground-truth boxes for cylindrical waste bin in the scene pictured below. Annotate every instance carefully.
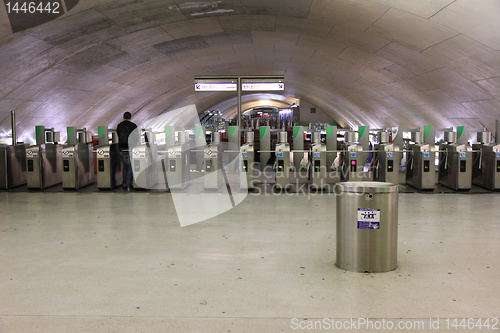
[336,182,399,273]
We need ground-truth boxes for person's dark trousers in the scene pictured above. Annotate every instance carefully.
[120,150,133,190]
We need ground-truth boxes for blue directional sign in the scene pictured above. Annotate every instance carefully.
[423,153,430,158]
[387,152,393,158]
[277,152,284,158]
[459,152,466,158]
[350,152,357,157]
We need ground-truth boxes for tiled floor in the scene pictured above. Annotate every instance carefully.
[0,190,498,332]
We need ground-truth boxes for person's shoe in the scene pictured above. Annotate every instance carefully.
[127,186,131,192]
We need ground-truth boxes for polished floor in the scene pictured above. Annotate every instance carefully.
[0,190,499,332]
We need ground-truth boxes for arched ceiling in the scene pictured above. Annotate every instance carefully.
[0,0,499,141]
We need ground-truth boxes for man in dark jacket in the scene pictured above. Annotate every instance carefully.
[117,112,138,191]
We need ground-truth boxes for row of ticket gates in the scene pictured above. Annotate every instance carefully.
[1,124,500,192]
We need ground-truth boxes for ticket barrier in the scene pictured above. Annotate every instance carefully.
[204,132,222,190]
[310,132,328,190]
[405,144,436,190]
[166,142,190,190]
[26,128,62,189]
[96,144,122,190]
[340,145,368,181]
[62,129,94,190]
[275,131,291,191]
[131,144,158,190]
[372,144,400,185]
[438,132,472,190]
[0,144,27,189]
[472,132,500,190]
[240,132,256,191]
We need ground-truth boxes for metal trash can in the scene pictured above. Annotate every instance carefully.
[335,182,399,273]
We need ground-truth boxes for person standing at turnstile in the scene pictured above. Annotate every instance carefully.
[117,112,138,192]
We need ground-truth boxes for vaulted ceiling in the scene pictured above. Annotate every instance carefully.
[0,0,499,141]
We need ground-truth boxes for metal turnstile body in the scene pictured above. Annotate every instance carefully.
[438,143,472,190]
[96,144,122,190]
[240,143,255,190]
[0,144,27,189]
[340,144,367,181]
[372,144,400,185]
[405,144,436,190]
[310,143,327,190]
[62,143,94,189]
[166,144,190,190]
[275,142,291,189]
[131,144,158,190]
[472,143,500,190]
[204,143,222,190]
[26,144,62,189]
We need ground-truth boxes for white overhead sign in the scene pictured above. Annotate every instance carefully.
[195,83,237,91]
[242,82,284,91]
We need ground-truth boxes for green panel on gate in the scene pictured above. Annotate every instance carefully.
[98,126,106,140]
[260,126,267,140]
[424,125,432,139]
[67,127,74,140]
[326,126,333,139]
[457,126,464,139]
[358,126,366,139]
[228,126,235,140]
[293,126,300,140]
[195,126,202,139]
[35,126,42,140]
[165,126,171,139]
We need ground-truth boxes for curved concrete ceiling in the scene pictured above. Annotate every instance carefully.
[1,0,499,141]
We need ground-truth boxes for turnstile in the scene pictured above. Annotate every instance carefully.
[310,133,328,190]
[204,142,222,190]
[438,141,472,190]
[275,132,291,190]
[340,144,367,181]
[96,144,122,190]
[131,144,158,190]
[472,142,500,190]
[26,144,62,189]
[166,143,190,190]
[372,143,400,185]
[0,144,27,189]
[62,143,94,189]
[405,144,436,190]
[240,140,256,191]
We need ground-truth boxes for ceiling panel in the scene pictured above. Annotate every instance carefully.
[430,0,500,51]
[367,7,459,52]
[107,27,174,53]
[218,15,276,31]
[375,42,442,75]
[162,17,223,39]
[241,0,312,18]
[309,0,389,31]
